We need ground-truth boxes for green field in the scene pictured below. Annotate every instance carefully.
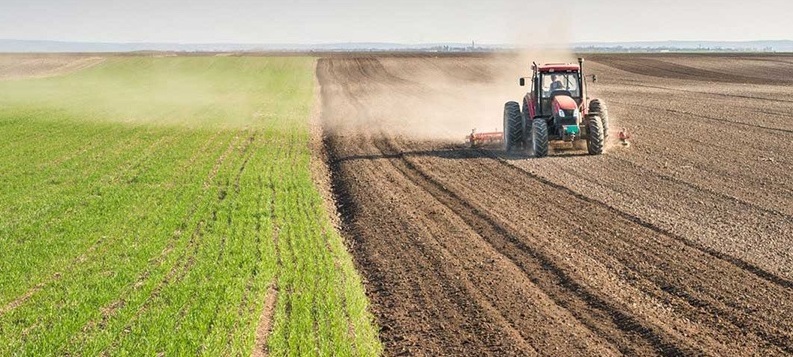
[0,57,381,356]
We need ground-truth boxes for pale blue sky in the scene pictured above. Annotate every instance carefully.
[0,0,790,44]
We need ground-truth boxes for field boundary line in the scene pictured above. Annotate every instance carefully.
[310,65,362,351]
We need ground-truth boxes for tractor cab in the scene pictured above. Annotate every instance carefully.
[520,63,583,119]
[540,70,581,111]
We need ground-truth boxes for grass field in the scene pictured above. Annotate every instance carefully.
[0,57,381,356]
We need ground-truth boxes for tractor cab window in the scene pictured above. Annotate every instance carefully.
[541,72,580,98]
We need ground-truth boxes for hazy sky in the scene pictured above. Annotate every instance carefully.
[0,0,790,44]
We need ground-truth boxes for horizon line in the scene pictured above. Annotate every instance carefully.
[1,38,792,46]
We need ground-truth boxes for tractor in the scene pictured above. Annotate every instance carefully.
[503,57,609,156]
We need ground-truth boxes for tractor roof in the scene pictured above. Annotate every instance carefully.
[536,63,580,72]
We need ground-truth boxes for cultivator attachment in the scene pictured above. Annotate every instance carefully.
[618,128,631,146]
[467,129,504,148]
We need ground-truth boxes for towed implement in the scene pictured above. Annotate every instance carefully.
[467,129,503,147]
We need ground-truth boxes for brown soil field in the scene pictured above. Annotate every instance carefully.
[0,54,103,80]
[318,53,793,356]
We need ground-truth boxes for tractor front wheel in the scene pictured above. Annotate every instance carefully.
[587,115,605,155]
[531,119,549,158]
[503,101,523,152]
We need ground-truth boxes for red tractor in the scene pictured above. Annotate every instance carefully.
[503,57,609,156]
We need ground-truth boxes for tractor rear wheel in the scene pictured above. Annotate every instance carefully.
[589,99,609,139]
[587,115,605,155]
[503,101,522,152]
[531,119,549,157]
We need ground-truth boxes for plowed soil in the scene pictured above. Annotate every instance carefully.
[317,54,793,356]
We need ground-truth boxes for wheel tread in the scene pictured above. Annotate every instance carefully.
[503,101,523,151]
[532,119,549,157]
[587,115,605,155]
[589,99,609,139]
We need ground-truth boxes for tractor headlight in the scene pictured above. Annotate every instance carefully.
[558,109,565,118]
[573,108,580,118]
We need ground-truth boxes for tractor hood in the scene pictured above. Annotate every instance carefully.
[552,95,578,111]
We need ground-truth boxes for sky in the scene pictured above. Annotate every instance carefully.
[0,0,790,44]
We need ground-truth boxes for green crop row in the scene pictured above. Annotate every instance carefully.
[0,57,381,356]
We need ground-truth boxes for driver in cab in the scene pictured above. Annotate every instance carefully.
[549,74,565,92]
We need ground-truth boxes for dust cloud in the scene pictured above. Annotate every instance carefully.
[0,57,314,130]
[321,3,578,142]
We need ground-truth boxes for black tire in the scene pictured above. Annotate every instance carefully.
[531,119,549,158]
[503,101,522,152]
[589,99,609,139]
[521,99,530,145]
[587,115,605,155]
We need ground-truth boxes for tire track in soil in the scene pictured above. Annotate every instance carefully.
[389,137,793,355]
[319,55,793,356]
[490,151,793,292]
[321,59,544,355]
[323,58,616,355]
[378,134,793,355]
[325,136,542,356]
[475,148,793,353]
[510,151,793,281]
[322,57,607,355]
[370,138,686,356]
